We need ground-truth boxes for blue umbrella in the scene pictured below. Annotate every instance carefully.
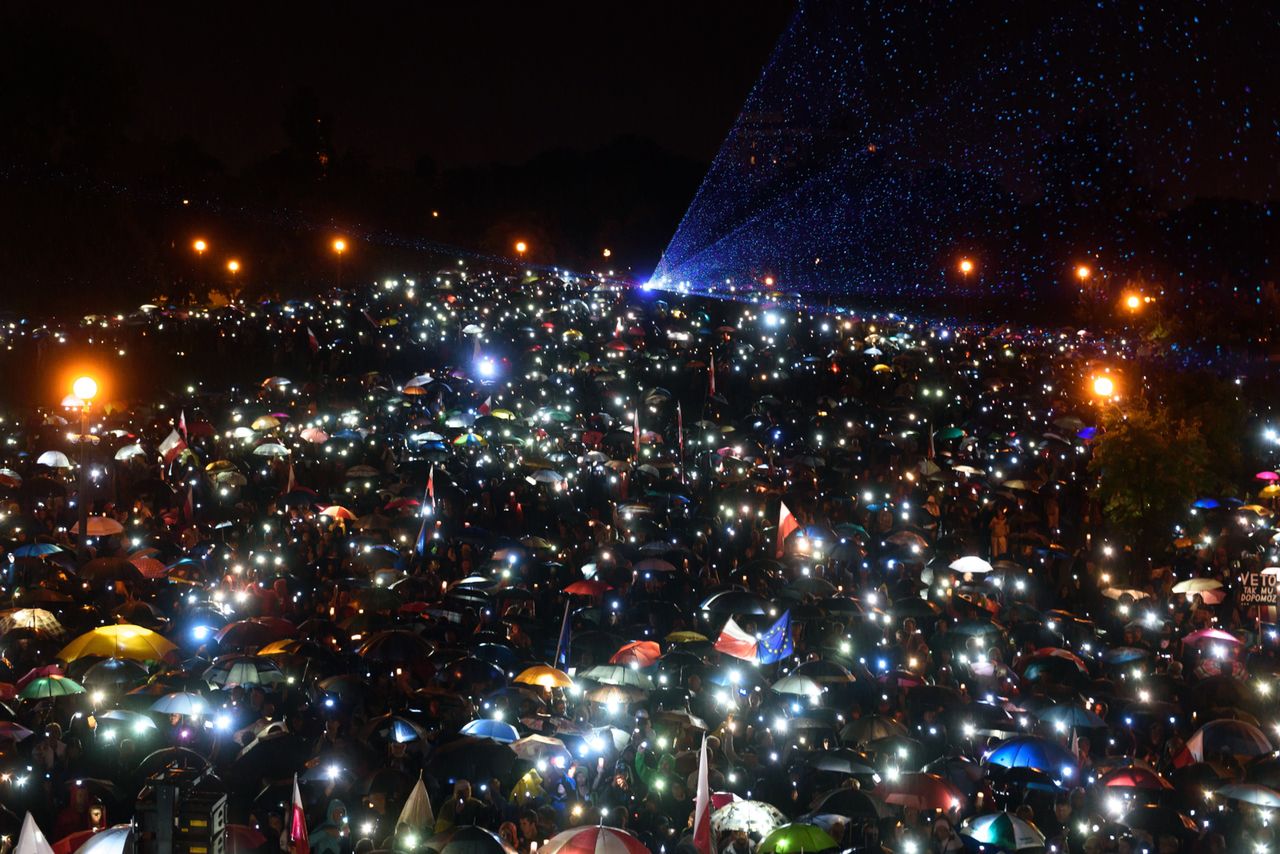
[460,718,520,743]
[985,736,1077,777]
[1034,705,1106,729]
[12,543,64,558]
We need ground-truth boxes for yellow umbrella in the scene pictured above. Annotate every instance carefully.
[1261,485,1280,498]
[490,409,518,421]
[59,624,177,662]
[251,415,280,431]
[514,665,573,689]
[665,630,708,644]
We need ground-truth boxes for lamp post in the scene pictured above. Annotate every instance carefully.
[332,238,347,288]
[72,376,97,553]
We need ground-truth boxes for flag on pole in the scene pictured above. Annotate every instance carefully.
[693,735,713,854]
[177,410,188,439]
[677,401,685,484]
[757,610,793,664]
[776,500,799,557]
[479,396,492,416]
[15,812,54,854]
[708,353,717,397]
[306,326,321,355]
[713,617,759,662]
[427,464,436,509]
[290,774,310,854]
[159,429,188,465]
[553,599,572,670]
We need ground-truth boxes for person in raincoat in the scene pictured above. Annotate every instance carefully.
[309,799,350,854]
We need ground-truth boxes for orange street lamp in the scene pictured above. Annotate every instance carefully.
[958,258,975,276]
[332,238,347,255]
[73,377,98,402]
[1091,374,1116,399]
[1124,293,1142,311]
[227,259,241,276]
[193,239,208,255]
[1075,264,1091,282]
[514,240,528,256]
[602,248,612,258]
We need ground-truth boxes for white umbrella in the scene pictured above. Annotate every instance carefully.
[114,444,146,461]
[771,673,822,698]
[72,825,133,854]
[37,451,72,469]
[712,800,787,839]
[949,555,994,574]
[16,812,54,854]
[85,517,124,537]
[149,692,209,717]
[252,443,290,457]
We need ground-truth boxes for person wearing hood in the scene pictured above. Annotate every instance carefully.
[309,799,350,854]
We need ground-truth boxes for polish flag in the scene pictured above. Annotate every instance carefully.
[178,410,188,439]
[713,617,758,662]
[693,735,713,854]
[479,396,491,416]
[159,429,188,465]
[306,327,321,355]
[290,775,309,854]
[776,500,799,557]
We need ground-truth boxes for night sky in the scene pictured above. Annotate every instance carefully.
[27,2,793,171]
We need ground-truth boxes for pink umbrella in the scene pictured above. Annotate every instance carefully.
[1257,471,1280,482]
[1183,628,1242,646]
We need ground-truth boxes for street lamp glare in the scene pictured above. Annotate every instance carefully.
[73,377,98,402]
[333,238,347,254]
[1092,375,1115,398]
[1076,264,1091,280]
[514,240,528,255]
[959,258,974,275]
[1125,294,1142,310]
[193,239,207,254]
[227,260,240,273]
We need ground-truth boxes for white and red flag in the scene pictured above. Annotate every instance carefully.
[159,429,187,465]
[290,774,310,854]
[776,500,799,557]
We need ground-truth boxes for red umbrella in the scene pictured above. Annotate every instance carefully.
[878,772,967,812]
[1100,766,1173,790]
[564,580,612,597]
[540,826,649,854]
[17,663,64,690]
[53,829,98,854]
[129,556,169,580]
[227,824,267,854]
[610,641,661,667]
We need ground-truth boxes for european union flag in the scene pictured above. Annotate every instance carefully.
[758,610,793,664]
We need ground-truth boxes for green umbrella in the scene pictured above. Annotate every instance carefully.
[20,674,85,699]
[758,823,839,854]
[961,813,1046,851]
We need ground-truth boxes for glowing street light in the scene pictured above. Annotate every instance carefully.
[514,240,528,256]
[602,248,612,258]
[332,238,347,255]
[227,259,241,274]
[1124,293,1142,311]
[1092,375,1116,399]
[193,239,208,255]
[73,377,98,402]
[958,258,975,276]
[1076,264,1091,282]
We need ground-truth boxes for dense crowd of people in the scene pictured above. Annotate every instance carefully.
[0,269,1276,854]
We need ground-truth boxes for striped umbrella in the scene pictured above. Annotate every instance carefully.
[540,827,649,854]
[961,812,1047,851]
